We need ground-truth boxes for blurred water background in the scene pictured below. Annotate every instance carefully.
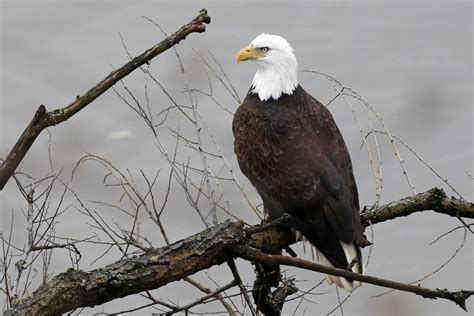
[1,1,472,315]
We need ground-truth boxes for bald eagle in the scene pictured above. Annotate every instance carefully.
[233,33,365,291]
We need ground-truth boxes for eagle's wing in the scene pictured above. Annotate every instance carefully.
[233,90,363,270]
[305,94,362,245]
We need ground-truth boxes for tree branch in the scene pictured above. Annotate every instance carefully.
[227,258,257,316]
[0,9,211,191]
[6,188,473,314]
[230,244,474,311]
[6,220,244,316]
[183,277,237,316]
[361,188,474,226]
[165,280,238,315]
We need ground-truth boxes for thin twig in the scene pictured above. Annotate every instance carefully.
[227,259,257,316]
[163,281,238,315]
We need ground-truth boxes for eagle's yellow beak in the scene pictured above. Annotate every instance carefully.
[237,46,258,64]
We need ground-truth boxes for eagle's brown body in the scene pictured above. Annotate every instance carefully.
[233,85,364,273]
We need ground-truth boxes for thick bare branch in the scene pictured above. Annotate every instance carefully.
[0,9,211,190]
[361,188,474,226]
[6,221,244,316]
[6,188,473,314]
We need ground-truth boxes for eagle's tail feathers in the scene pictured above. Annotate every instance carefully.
[291,229,363,292]
[340,241,364,288]
[313,246,357,291]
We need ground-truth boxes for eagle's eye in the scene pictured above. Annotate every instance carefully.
[260,47,269,53]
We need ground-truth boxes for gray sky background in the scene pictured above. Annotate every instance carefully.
[1,1,473,315]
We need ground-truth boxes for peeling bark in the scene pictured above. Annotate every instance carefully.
[7,221,244,316]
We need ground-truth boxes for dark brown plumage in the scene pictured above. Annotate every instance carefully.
[233,85,364,287]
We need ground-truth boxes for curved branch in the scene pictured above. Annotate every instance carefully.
[361,188,474,226]
[0,9,211,190]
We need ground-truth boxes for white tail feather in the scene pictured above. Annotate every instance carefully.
[340,241,364,289]
[293,229,364,291]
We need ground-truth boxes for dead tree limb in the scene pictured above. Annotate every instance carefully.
[0,9,211,191]
[6,220,244,316]
[5,189,473,315]
[361,187,474,226]
[252,260,298,316]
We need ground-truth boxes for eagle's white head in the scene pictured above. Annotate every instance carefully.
[237,33,298,101]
